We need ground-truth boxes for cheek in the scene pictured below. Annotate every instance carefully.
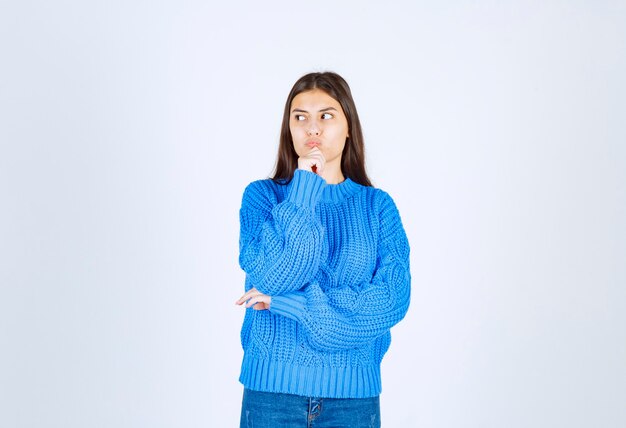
[338,140,347,154]
[331,128,348,147]
[290,124,305,140]
[290,128,304,156]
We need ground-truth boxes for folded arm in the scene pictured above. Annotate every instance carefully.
[270,192,411,351]
[239,170,327,296]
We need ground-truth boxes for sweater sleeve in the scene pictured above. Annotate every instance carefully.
[270,192,411,351]
[239,170,327,296]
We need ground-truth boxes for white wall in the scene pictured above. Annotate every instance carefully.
[1,1,624,427]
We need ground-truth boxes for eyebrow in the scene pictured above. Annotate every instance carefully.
[291,107,338,113]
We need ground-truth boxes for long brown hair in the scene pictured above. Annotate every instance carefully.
[271,72,372,187]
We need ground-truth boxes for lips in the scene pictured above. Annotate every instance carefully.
[306,140,320,148]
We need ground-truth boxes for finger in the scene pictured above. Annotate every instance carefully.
[236,293,259,305]
[252,297,271,310]
[235,288,260,304]
[313,158,325,174]
[245,295,269,308]
[307,154,325,173]
[308,152,324,164]
[310,150,325,165]
[298,151,325,174]
[316,158,325,173]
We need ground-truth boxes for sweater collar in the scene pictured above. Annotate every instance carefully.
[319,177,362,203]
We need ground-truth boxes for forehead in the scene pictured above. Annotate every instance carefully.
[291,89,342,110]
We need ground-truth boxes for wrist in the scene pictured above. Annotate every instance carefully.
[285,169,327,208]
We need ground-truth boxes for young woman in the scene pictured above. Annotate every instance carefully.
[235,71,411,428]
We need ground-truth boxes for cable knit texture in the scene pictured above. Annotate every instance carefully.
[238,169,411,398]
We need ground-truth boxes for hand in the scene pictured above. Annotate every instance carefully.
[235,288,271,310]
[297,147,325,175]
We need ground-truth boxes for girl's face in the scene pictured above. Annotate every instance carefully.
[289,89,349,168]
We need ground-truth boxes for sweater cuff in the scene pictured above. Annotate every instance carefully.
[270,291,307,322]
[285,170,326,208]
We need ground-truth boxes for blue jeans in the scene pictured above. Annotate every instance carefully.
[240,388,381,428]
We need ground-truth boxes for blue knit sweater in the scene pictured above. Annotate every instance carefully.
[238,169,411,398]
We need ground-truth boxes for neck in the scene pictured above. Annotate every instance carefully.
[321,169,345,184]
[319,157,344,184]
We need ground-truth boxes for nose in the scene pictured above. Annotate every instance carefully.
[307,120,321,136]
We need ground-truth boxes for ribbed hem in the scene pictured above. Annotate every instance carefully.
[269,292,307,322]
[285,170,326,208]
[239,354,382,398]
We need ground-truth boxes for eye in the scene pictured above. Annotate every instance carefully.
[321,112,334,119]
[294,114,306,121]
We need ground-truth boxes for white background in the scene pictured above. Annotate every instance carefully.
[1,1,625,427]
